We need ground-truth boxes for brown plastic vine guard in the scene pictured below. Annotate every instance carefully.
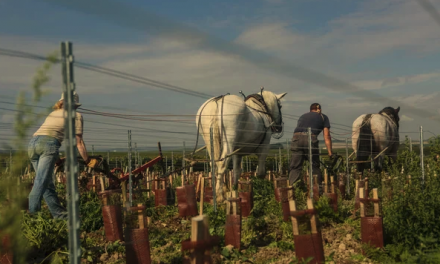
[181,236,220,264]
[99,189,124,242]
[359,188,384,252]
[204,187,213,204]
[274,177,288,202]
[238,181,253,218]
[125,229,151,264]
[225,196,242,249]
[176,184,198,217]
[0,234,12,264]
[294,233,325,264]
[339,183,346,200]
[102,206,124,242]
[153,179,174,207]
[361,217,384,249]
[324,193,338,212]
[290,199,325,264]
[125,205,152,264]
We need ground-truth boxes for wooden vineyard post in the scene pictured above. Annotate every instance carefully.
[125,204,152,264]
[181,215,220,264]
[359,188,384,252]
[289,197,325,264]
[199,177,205,215]
[308,175,319,201]
[323,175,338,212]
[280,185,294,222]
[225,191,242,249]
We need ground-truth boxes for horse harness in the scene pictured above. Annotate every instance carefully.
[245,93,283,133]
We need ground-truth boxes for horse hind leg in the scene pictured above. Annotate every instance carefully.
[214,156,232,204]
[232,155,243,189]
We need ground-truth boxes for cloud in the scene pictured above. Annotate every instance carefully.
[353,71,440,90]
[2,0,440,148]
[400,115,414,122]
[1,113,14,123]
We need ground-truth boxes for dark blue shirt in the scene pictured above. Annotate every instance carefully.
[294,112,331,136]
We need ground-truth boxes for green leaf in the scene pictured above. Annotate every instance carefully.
[221,248,231,258]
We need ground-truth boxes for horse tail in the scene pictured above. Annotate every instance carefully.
[356,114,373,173]
[212,115,222,161]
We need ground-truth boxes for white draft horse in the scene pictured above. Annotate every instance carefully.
[195,88,287,203]
[352,106,400,174]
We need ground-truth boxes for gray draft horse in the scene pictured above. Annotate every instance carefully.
[352,107,400,174]
[195,89,287,203]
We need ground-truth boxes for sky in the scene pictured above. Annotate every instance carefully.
[1,0,440,153]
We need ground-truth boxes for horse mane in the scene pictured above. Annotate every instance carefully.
[379,107,400,128]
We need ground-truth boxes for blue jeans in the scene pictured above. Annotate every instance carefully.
[28,135,67,220]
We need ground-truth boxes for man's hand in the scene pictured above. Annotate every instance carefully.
[87,158,100,168]
[55,157,66,167]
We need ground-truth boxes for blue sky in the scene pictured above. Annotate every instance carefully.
[1,0,440,152]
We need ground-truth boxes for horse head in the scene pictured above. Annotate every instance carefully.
[261,90,287,135]
[379,106,400,128]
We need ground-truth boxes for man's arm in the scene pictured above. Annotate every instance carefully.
[323,127,333,156]
[76,134,89,163]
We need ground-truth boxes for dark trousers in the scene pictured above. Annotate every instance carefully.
[288,133,322,185]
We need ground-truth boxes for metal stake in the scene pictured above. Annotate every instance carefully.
[345,138,350,195]
[62,41,80,264]
[308,127,313,199]
[183,141,186,177]
[370,134,374,171]
[92,145,94,156]
[9,149,12,177]
[279,147,282,173]
[172,151,174,172]
[420,126,425,185]
[128,130,133,207]
[135,142,138,169]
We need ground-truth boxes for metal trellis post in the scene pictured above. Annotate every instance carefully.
[210,127,216,212]
[183,141,186,177]
[345,138,350,195]
[172,151,174,172]
[9,149,12,177]
[286,138,290,169]
[92,145,94,156]
[135,143,138,169]
[279,147,282,174]
[420,126,425,185]
[370,134,373,171]
[308,127,313,199]
[62,41,81,264]
[128,130,133,207]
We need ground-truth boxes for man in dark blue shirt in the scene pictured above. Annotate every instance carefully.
[289,103,333,190]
